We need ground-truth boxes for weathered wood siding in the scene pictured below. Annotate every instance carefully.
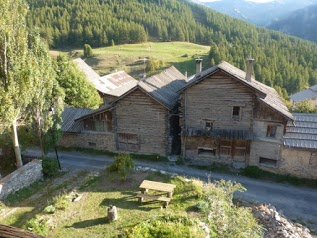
[115,88,169,156]
[182,71,255,131]
[184,137,249,166]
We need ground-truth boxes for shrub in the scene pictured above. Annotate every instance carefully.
[202,180,263,237]
[171,176,203,198]
[49,193,69,210]
[41,157,59,178]
[123,214,206,238]
[195,200,209,213]
[107,153,134,180]
[24,216,48,235]
[44,205,56,214]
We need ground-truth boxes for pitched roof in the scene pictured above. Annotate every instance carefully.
[72,58,110,94]
[290,85,317,102]
[284,113,317,150]
[100,71,137,88]
[76,66,186,120]
[138,66,186,109]
[182,61,293,120]
[61,107,94,133]
[73,58,138,97]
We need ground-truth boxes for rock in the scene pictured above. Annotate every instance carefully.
[72,195,82,202]
[252,204,314,238]
[107,205,118,221]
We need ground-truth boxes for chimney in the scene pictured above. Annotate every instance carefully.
[245,56,254,82]
[196,58,203,74]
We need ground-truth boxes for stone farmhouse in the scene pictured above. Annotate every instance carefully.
[60,66,186,156]
[60,60,317,179]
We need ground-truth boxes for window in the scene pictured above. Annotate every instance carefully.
[198,147,216,156]
[232,106,241,121]
[259,157,277,167]
[88,142,97,147]
[266,125,277,138]
[205,120,213,130]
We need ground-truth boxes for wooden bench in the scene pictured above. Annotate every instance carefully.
[136,193,171,207]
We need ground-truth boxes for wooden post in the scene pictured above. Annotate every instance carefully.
[107,205,118,221]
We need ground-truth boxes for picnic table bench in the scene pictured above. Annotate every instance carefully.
[136,180,176,207]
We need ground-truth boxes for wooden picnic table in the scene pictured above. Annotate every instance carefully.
[139,180,176,197]
[136,180,176,207]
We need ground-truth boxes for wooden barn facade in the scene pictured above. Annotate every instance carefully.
[60,66,186,156]
[179,60,293,168]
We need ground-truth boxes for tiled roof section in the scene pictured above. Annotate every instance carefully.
[139,66,186,109]
[100,71,138,88]
[284,113,317,149]
[182,61,293,120]
[61,107,94,133]
[73,58,112,94]
[186,127,254,140]
[290,85,317,102]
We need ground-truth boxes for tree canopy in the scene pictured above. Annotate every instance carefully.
[25,0,317,98]
[55,55,102,109]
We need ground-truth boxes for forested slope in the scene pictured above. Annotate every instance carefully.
[26,0,317,96]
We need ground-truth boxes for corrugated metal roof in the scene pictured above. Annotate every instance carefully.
[290,87,317,102]
[186,127,254,140]
[73,59,138,97]
[61,107,94,133]
[181,61,293,120]
[284,113,317,149]
[100,71,138,88]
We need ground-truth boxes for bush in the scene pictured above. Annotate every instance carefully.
[41,157,59,178]
[123,214,206,238]
[202,180,263,237]
[195,200,209,213]
[24,216,48,235]
[49,193,69,210]
[107,153,134,180]
[171,176,203,198]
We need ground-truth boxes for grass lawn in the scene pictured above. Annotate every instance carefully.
[0,169,202,238]
[53,41,210,78]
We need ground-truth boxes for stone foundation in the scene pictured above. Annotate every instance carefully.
[0,160,43,200]
[58,132,115,152]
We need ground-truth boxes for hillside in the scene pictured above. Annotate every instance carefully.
[27,0,317,96]
[198,0,317,26]
[68,42,210,78]
[269,4,317,43]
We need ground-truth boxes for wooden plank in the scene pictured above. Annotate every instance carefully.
[139,180,176,193]
[135,193,171,202]
[0,224,46,238]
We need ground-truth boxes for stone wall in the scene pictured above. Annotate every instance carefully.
[0,160,43,200]
[58,132,115,152]
[279,148,317,179]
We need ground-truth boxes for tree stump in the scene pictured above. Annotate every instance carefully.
[107,205,118,221]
